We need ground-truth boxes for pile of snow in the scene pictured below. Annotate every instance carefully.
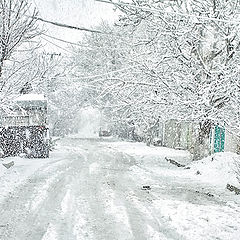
[101,141,192,165]
[0,162,6,176]
[0,157,44,202]
[103,140,240,191]
[0,152,63,204]
[187,152,240,188]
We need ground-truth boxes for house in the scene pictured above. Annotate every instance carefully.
[160,120,240,157]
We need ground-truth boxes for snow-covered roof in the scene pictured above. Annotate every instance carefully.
[13,94,47,109]
[15,94,46,102]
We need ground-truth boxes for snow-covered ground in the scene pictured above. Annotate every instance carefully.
[102,140,240,239]
[102,141,240,188]
[0,147,68,204]
[0,137,239,240]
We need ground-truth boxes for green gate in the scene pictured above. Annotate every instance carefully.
[214,126,225,153]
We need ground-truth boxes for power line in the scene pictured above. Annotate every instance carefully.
[31,0,79,53]
[96,0,240,25]
[42,33,114,50]
[42,33,134,51]
[62,66,136,81]
[42,33,92,48]
[40,36,74,54]
[32,0,71,53]
[0,6,107,34]
[34,16,105,34]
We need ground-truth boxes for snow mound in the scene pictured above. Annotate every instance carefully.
[102,141,192,165]
[0,156,56,204]
[0,163,6,176]
[188,152,240,187]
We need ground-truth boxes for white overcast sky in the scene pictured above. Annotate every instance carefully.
[32,0,117,52]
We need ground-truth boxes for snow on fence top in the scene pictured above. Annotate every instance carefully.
[14,94,47,109]
[15,94,46,102]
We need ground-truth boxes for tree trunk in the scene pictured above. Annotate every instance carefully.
[193,120,212,160]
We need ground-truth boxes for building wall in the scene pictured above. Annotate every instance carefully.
[163,120,180,149]
[163,120,199,151]
[179,122,188,149]
[225,129,240,153]
[162,120,240,156]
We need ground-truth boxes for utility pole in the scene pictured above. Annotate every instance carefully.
[47,52,61,60]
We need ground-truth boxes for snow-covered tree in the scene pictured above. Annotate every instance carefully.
[65,1,240,157]
[95,0,240,158]
[0,0,41,111]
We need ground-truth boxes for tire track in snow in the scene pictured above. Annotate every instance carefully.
[0,155,83,240]
[68,149,134,240]
[116,152,240,240]
[2,138,238,240]
[79,148,181,240]
[104,152,185,240]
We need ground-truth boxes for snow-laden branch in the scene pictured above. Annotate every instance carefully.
[96,0,240,25]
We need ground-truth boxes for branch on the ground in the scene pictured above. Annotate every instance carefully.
[165,157,186,168]
[2,161,14,169]
[226,184,240,195]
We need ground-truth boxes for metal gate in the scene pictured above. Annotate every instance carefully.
[214,125,225,153]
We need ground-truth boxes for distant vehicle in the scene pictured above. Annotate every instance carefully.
[0,94,50,158]
[99,128,111,137]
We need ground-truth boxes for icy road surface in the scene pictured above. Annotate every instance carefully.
[0,138,240,240]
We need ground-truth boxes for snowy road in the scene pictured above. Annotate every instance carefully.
[0,138,240,240]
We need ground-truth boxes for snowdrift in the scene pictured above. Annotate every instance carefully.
[187,152,240,188]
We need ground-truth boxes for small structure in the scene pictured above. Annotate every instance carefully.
[161,119,240,156]
[0,94,49,158]
[210,125,240,154]
[162,119,198,151]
